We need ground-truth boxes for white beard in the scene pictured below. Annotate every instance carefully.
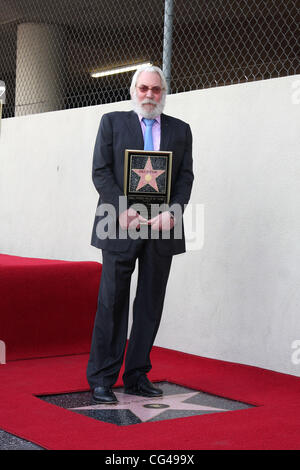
[132,92,166,119]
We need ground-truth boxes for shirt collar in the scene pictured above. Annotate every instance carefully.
[138,114,161,125]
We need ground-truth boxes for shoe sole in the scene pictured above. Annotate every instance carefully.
[124,390,163,398]
[92,398,118,405]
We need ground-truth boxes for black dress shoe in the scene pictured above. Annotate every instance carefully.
[92,386,118,404]
[124,376,163,398]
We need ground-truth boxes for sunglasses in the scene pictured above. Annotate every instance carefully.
[137,85,163,94]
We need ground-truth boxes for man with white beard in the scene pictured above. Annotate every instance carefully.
[87,65,194,404]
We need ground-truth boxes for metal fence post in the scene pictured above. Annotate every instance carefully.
[162,0,174,93]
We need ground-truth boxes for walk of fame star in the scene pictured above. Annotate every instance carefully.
[132,157,165,192]
[70,391,226,423]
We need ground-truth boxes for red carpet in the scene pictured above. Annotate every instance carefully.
[0,348,300,450]
[0,254,101,361]
[1,254,300,449]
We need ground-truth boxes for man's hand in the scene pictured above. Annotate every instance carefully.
[119,208,148,230]
[148,211,175,231]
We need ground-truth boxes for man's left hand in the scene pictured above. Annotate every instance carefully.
[147,212,175,231]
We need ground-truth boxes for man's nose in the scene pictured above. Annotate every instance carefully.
[146,88,154,98]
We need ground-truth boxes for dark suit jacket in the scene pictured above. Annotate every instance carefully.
[91,110,194,255]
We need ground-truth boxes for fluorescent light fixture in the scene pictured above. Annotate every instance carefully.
[91,62,152,78]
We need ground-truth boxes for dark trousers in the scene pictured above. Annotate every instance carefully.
[86,238,172,389]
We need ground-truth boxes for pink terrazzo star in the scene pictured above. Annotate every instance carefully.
[70,392,227,422]
[132,157,165,192]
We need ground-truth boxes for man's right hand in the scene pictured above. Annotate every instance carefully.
[119,208,148,230]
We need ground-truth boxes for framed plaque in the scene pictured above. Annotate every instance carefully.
[124,149,172,219]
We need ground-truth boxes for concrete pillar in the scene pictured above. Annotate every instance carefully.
[15,23,63,116]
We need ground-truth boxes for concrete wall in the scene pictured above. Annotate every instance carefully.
[1,75,299,376]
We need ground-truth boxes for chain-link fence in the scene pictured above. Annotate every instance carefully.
[0,0,298,118]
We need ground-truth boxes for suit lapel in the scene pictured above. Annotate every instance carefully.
[125,111,144,150]
[160,113,172,151]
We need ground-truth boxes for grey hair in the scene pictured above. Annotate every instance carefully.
[130,64,168,97]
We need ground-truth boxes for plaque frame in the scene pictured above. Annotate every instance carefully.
[124,149,172,218]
